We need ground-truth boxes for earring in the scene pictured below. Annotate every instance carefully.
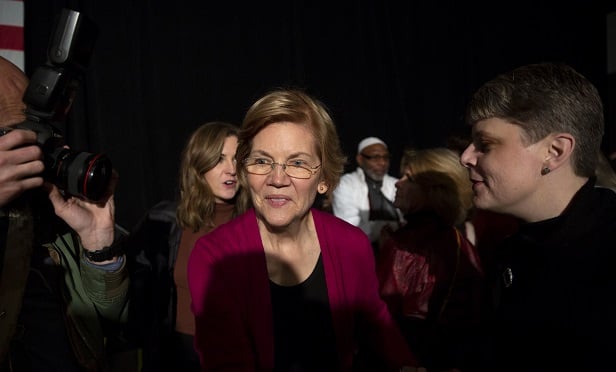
[541,167,551,176]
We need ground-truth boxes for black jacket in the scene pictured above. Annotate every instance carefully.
[123,200,181,372]
[475,180,616,371]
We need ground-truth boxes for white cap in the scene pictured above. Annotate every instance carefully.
[357,137,387,153]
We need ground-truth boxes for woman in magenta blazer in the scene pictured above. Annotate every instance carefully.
[188,89,421,371]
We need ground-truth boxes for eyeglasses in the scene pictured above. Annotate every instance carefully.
[360,152,390,162]
[243,158,322,179]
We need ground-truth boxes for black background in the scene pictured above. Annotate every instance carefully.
[23,1,615,230]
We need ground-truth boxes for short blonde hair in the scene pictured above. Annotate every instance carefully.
[400,147,473,226]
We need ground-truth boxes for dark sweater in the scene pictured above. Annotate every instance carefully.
[477,180,616,371]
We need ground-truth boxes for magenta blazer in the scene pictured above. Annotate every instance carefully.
[188,208,416,371]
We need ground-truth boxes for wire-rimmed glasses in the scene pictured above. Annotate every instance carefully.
[243,158,321,179]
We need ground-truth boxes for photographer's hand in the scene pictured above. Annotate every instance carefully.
[0,129,45,207]
[47,169,120,264]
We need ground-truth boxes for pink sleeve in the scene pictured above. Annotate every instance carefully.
[187,235,258,370]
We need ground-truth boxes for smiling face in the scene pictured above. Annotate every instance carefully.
[246,122,327,230]
[204,135,239,203]
[460,117,547,217]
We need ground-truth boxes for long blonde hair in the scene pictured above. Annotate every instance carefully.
[177,121,250,231]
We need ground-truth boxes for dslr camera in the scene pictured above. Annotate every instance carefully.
[5,8,113,202]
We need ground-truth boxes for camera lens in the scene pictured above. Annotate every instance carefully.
[47,148,113,202]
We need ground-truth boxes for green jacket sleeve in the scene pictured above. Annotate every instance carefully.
[48,232,129,368]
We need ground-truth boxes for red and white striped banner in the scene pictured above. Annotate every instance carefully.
[0,0,24,71]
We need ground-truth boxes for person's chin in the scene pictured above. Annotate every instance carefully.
[473,195,494,211]
[366,171,385,180]
[219,191,235,200]
[261,215,293,230]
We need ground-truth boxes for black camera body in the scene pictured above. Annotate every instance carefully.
[13,8,112,202]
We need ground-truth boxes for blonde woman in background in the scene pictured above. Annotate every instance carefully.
[376,147,486,371]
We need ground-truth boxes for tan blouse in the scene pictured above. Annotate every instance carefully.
[174,202,234,335]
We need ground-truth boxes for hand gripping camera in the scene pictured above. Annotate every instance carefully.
[14,8,113,202]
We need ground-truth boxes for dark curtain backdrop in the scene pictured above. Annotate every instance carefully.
[23,1,612,230]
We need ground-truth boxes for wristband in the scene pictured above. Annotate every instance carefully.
[84,240,124,262]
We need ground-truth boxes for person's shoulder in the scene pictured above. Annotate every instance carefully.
[572,187,616,250]
[591,186,616,218]
[130,199,177,234]
[336,168,363,186]
[384,173,399,182]
[594,184,616,200]
[313,209,369,239]
[202,208,254,238]
[147,200,178,222]
[339,169,358,181]
[127,200,178,255]
[314,208,349,224]
[588,189,616,259]
[313,210,374,262]
[194,209,257,256]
